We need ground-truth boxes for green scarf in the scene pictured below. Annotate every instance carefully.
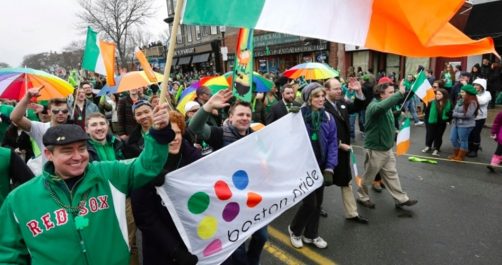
[428,100,451,124]
[90,139,116,161]
[310,110,322,141]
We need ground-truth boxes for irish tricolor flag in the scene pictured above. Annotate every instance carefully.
[412,70,436,105]
[82,26,116,86]
[181,0,497,58]
[396,118,411,156]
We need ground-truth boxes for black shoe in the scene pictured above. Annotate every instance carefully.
[466,151,477,158]
[320,209,328,218]
[396,199,418,208]
[357,199,375,209]
[487,165,496,173]
[347,215,369,224]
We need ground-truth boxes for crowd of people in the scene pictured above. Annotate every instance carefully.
[0,59,501,264]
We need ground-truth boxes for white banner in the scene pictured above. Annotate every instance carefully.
[157,113,322,265]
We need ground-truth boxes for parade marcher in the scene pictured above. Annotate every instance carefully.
[403,74,424,126]
[467,78,491,157]
[85,112,125,162]
[10,88,69,175]
[0,146,34,208]
[265,83,301,125]
[487,110,502,172]
[131,111,200,265]
[116,88,144,141]
[288,82,338,249]
[422,88,452,156]
[448,85,479,161]
[189,90,268,265]
[68,82,100,130]
[356,81,418,209]
[324,78,368,224]
[0,102,174,264]
[450,72,471,106]
[123,100,155,159]
[194,86,220,126]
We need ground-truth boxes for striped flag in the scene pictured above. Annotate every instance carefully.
[412,70,436,105]
[135,48,158,83]
[396,118,411,156]
[351,149,363,188]
[180,0,497,58]
[82,26,116,86]
[232,28,254,102]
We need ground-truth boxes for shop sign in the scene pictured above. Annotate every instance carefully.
[254,33,302,47]
[174,47,195,56]
[254,43,327,57]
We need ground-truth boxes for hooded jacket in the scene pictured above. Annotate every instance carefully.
[0,128,173,265]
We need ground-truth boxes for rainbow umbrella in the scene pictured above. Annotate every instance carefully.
[98,71,164,96]
[223,71,273,93]
[283,62,339,80]
[0,67,74,100]
[176,76,229,115]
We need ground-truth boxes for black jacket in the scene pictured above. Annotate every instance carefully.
[265,100,301,125]
[324,97,366,186]
[131,140,201,265]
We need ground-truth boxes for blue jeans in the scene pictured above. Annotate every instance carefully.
[227,226,268,265]
[450,126,474,150]
[403,97,420,123]
[349,110,365,137]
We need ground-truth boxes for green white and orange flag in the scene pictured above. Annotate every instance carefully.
[82,26,116,86]
[396,118,411,156]
[232,28,254,102]
[351,149,363,188]
[412,70,436,105]
[135,47,158,83]
[180,0,498,58]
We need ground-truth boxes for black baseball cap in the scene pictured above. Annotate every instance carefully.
[43,124,89,146]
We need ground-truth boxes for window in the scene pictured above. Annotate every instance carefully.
[187,26,192,42]
[176,25,183,44]
[210,26,218,35]
[202,26,209,36]
[195,26,201,40]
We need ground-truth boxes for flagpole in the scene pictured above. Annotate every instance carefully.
[159,0,185,109]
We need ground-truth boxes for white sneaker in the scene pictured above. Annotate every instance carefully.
[288,225,303,248]
[302,236,328,249]
[415,121,424,126]
[432,150,439,156]
[421,147,431,153]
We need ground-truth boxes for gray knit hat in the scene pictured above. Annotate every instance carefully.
[301,82,323,103]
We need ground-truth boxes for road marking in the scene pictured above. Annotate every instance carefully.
[352,145,501,167]
[268,226,338,265]
[264,242,305,265]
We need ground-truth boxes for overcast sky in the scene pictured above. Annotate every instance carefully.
[0,0,169,67]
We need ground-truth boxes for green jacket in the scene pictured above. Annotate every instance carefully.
[0,133,169,265]
[364,92,404,151]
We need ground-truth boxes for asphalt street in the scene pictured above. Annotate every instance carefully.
[260,123,502,265]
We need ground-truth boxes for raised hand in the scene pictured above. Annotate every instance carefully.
[204,89,233,112]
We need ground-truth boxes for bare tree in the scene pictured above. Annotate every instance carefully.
[125,27,154,68]
[77,0,156,68]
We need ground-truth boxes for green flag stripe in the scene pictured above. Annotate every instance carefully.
[412,71,427,92]
[82,27,100,71]
[183,0,266,28]
[402,117,411,128]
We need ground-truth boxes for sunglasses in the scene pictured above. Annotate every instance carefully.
[51,109,69,114]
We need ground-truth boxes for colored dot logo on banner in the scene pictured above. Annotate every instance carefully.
[186,170,263,257]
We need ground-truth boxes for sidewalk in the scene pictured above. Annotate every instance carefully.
[485,105,502,128]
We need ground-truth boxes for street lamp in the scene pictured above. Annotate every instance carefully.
[220,26,227,72]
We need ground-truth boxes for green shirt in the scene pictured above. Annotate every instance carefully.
[364,92,404,151]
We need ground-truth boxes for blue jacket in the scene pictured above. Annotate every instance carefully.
[301,107,338,171]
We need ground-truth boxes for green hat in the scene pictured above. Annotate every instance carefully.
[461,84,477,95]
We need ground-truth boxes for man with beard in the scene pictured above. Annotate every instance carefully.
[323,78,368,224]
[265,83,301,125]
[85,112,124,162]
[189,89,267,265]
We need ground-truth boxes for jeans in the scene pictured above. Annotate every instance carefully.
[403,97,420,123]
[349,110,366,138]
[226,226,268,265]
[450,125,474,150]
